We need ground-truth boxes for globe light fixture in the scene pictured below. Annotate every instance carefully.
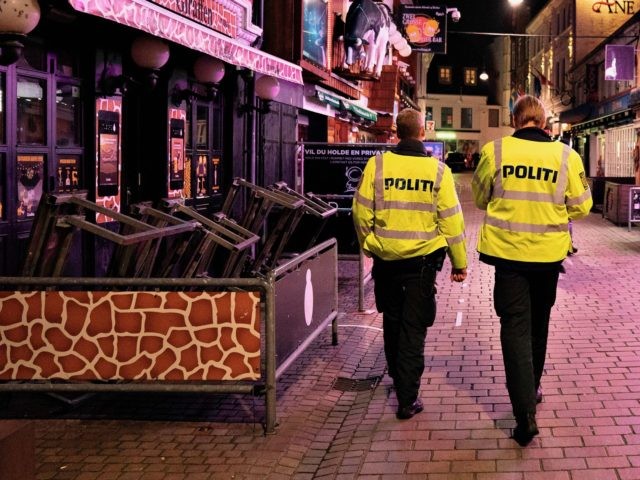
[172,56,227,105]
[255,75,280,101]
[193,56,226,85]
[239,74,280,115]
[0,0,41,65]
[130,35,170,88]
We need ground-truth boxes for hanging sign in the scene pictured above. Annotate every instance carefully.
[302,0,328,68]
[604,44,636,81]
[400,5,447,54]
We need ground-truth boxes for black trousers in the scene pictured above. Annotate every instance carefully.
[373,251,443,408]
[493,267,559,417]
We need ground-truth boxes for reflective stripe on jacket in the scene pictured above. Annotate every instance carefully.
[352,151,467,268]
[472,136,593,263]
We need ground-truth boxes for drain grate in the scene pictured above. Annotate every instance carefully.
[331,375,383,392]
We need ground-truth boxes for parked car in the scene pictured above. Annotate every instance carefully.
[445,152,466,172]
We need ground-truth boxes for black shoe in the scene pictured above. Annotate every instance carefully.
[512,413,539,446]
[396,398,424,420]
[536,387,543,404]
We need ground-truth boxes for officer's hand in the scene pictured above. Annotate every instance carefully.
[450,268,467,283]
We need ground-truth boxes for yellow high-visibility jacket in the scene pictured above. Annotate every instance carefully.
[352,151,467,269]
[472,136,593,263]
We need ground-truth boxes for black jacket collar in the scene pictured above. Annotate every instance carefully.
[512,127,552,142]
[392,139,428,156]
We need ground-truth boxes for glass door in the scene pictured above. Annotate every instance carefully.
[185,99,223,213]
[0,47,84,275]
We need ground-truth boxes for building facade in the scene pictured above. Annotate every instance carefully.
[0,0,304,275]
[0,0,423,276]
[421,93,510,166]
[515,0,639,178]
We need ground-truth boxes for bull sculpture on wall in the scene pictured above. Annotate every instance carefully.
[341,0,391,79]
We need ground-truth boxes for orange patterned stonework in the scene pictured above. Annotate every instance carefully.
[0,290,260,381]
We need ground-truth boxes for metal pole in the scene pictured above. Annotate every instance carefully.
[264,273,277,434]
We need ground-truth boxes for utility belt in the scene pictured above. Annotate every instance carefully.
[372,247,446,276]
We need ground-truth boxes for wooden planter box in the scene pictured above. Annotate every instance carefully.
[588,176,634,212]
[603,180,636,225]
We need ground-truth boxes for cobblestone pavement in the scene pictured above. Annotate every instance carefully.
[2,172,640,479]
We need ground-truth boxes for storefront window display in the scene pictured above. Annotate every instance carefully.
[17,154,44,219]
[56,80,82,147]
[56,155,80,193]
[17,76,46,145]
[184,99,223,205]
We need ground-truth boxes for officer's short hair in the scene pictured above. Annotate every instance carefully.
[396,108,424,140]
[512,95,546,129]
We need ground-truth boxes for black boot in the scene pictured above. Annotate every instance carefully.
[396,398,424,420]
[536,386,543,404]
[512,412,539,446]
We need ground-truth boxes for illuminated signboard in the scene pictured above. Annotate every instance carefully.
[400,5,447,54]
[604,44,635,81]
[302,0,328,68]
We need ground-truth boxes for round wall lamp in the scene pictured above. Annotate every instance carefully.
[193,55,226,85]
[0,0,41,66]
[255,75,280,101]
[130,35,170,88]
[239,74,280,115]
[193,55,225,98]
[171,56,227,105]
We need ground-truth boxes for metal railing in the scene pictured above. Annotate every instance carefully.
[0,276,278,434]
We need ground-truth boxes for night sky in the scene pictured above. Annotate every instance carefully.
[422,0,550,102]
[446,0,549,34]
[440,0,550,64]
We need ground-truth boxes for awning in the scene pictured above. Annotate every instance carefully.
[316,90,342,109]
[309,86,377,122]
[68,0,303,85]
[558,103,594,124]
[341,101,378,122]
[572,108,635,132]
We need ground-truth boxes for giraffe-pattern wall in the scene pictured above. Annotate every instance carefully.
[0,290,260,381]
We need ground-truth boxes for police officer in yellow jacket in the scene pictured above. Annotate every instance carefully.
[353,108,468,420]
[472,95,592,445]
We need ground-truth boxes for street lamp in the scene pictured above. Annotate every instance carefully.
[509,0,524,6]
